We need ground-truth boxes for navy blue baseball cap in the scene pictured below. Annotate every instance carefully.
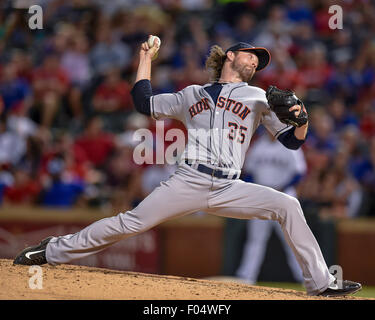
[225,42,271,71]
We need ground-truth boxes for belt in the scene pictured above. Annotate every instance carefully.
[185,161,239,180]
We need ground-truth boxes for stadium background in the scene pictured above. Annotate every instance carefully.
[0,0,374,296]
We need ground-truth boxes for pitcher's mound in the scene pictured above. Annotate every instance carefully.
[0,259,362,300]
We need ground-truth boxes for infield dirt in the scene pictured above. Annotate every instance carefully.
[0,259,367,300]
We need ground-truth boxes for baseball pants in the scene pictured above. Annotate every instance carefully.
[46,163,335,295]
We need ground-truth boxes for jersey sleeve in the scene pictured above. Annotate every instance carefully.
[259,98,293,138]
[150,89,186,121]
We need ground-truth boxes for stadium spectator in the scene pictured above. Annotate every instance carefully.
[3,168,41,205]
[328,98,359,132]
[43,23,76,57]
[30,52,70,128]
[360,104,375,140]
[10,49,34,84]
[90,18,131,77]
[314,0,336,38]
[297,43,333,90]
[60,32,92,122]
[0,164,14,205]
[42,132,88,179]
[92,68,132,113]
[290,21,316,53]
[317,148,363,219]
[0,117,26,166]
[74,116,115,169]
[60,33,91,88]
[40,156,85,208]
[0,62,32,116]
[17,135,43,179]
[232,12,258,43]
[6,88,38,141]
[285,0,314,25]
[305,108,338,157]
[253,5,293,52]
[257,48,300,90]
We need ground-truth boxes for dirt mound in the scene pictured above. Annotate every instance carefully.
[0,259,364,300]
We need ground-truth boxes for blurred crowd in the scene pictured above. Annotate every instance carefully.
[0,0,374,219]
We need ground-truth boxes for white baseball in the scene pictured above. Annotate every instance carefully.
[148,35,161,48]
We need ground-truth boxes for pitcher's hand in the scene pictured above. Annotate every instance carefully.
[139,35,160,61]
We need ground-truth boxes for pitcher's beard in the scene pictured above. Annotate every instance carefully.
[233,60,255,83]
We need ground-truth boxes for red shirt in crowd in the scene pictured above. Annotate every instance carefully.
[74,133,115,167]
[32,66,69,101]
[4,180,41,204]
[257,68,301,91]
[41,143,89,180]
[314,8,336,38]
[296,63,333,89]
[93,80,133,112]
[360,115,375,140]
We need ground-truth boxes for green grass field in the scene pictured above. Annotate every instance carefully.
[257,282,375,299]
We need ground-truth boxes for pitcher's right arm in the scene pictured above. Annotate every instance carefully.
[131,36,160,116]
[131,37,186,122]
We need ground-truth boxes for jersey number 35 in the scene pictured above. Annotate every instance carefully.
[228,122,248,144]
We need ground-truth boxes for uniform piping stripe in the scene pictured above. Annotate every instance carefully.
[208,86,221,166]
[274,125,293,139]
[208,91,215,164]
[151,96,157,120]
[220,85,247,168]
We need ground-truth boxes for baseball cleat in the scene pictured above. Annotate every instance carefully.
[13,237,53,265]
[318,280,362,297]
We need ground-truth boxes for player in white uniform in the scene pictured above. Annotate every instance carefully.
[236,131,306,284]
[13,37,361,297]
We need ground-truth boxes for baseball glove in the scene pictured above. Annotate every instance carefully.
[265,85,308,127]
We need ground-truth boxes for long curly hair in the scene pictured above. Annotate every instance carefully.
[205,45,227,82]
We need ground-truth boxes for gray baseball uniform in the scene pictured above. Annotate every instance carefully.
[45,82,335,295]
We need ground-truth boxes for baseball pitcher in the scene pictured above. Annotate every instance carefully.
[14,36,361,297]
